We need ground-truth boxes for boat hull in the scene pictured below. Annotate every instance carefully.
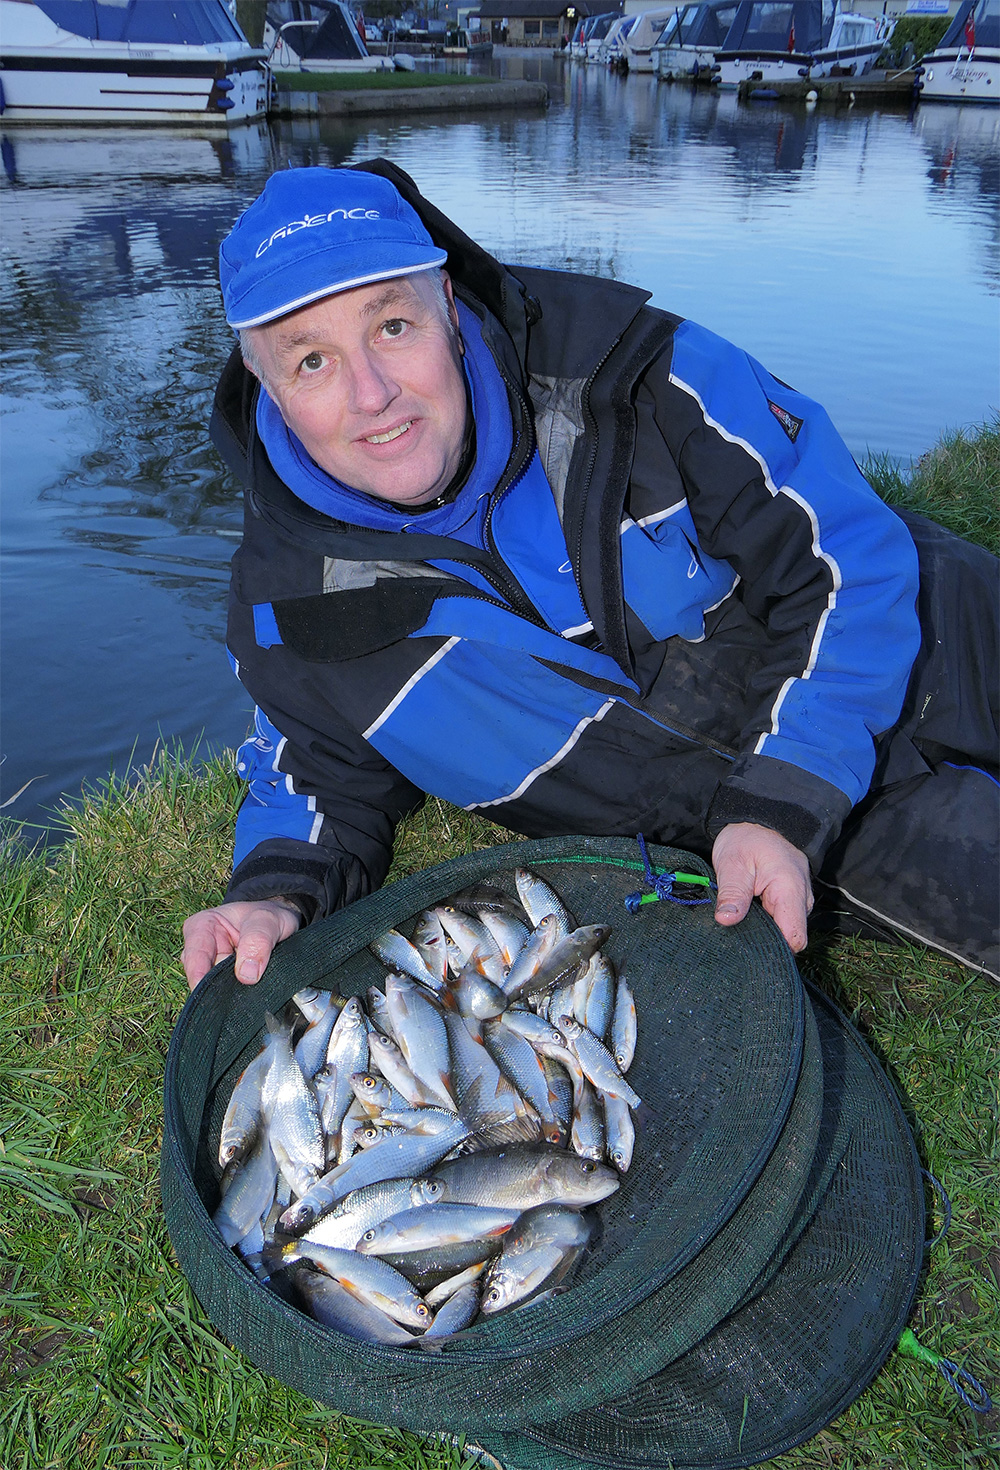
[714,43,882,86]
[919,48,999,101]
[0,53,268,123]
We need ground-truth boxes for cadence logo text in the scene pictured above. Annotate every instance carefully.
[255,209,381,258]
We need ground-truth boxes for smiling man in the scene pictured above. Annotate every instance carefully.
[181,164,998,988]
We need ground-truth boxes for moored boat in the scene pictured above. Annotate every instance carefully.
[0,0,269,124]
[652,2,739,79]
[712,0,887,88]
[919,0,998,102]
[620,6,675,71]
[263,0,393,72]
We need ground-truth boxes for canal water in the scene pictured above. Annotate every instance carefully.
[1,58,997,836]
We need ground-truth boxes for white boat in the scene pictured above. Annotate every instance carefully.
[585,12,622,60]
[621,7,676,71]
[920,0,998,102]
[0,0,269,124]
[263,0,393,72]
[599,14,637,63]
[652,2,739,79]
[713,0,888,88]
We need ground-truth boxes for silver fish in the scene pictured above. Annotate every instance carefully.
[501,914,561,998]
[213,1133,278,1250]
[430,1145,619,1211]
[435,906,506,985]
[357,1202,520,1256]
[301,1114,471,1211]
[349,1070,408,1117]
[610,976,637,1073]
[424,1259,489,1308]
[555,1015,642,1108]
[419,1281,481,1344]
[293,990,341,1080]
[603,1091,636,1173]
[570,1076,606,1163]
[482,1019,566,1146]
[514,870,574,937]
[411,910,449,987]
[481,1205,592,1314]
[368,1030,443,1109]
[479,910,530,968]
[260,1013,325,1198]
[218,1048,268,1170]
[283,1241,432,1330]
[385,974,457,1112]
[302,1176,444,1250]
[508,925,613,1003]
[369,929,444,992]
[294,1268,420,1346]
[582,952,615,1040]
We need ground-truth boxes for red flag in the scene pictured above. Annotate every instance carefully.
[964,10,976,49]
[788,20,796,51]
[357,11,367,42]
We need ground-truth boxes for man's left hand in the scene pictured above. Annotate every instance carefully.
[711,822,813,952]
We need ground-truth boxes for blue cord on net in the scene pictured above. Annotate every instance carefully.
[922,1169,952,1250]
[625,833,717,913]
[938,1357,993,1413]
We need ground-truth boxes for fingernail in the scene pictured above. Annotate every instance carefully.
[716,904,740,917]
[239,960,261,984]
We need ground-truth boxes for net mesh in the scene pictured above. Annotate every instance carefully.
[161,837,921,1456]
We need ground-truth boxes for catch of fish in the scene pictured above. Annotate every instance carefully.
[213,868,639,1346]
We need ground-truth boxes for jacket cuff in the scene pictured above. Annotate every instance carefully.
[225,839,371,924]
[706,755,853,871]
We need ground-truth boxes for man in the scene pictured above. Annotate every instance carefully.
[182,163,999,988]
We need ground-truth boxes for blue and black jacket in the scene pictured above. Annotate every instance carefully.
[211,159,920,923]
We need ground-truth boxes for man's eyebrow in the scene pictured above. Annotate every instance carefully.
[358,284,418,320]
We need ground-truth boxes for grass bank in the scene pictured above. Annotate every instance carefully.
[273,68,494,91]
[2,423,998,1469]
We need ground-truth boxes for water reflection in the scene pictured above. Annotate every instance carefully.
[1,69,997,832]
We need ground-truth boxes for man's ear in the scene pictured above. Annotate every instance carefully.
[441,271,463,350]
[241,356,261,381]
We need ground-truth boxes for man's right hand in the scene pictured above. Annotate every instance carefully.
[181,899,303,991]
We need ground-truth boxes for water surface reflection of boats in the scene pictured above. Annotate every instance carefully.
[920,0,998,102]
[0,0,269,124]
[713,0,887,87]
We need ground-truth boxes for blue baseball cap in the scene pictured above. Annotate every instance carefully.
[219,167,448,329]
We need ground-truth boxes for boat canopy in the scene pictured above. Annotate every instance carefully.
[656,2,739,48]
[267,1,369,62]
[33,0,246,44]
[718,1,837,54]
[937,0,999,50]
[623,8,675,50]
[587,12,620,42]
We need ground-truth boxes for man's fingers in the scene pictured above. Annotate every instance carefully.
[181,913,235,990]
[712,842,756,926]
[760,883,810,953]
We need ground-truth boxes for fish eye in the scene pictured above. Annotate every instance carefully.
[486,1289,501,1304]
[581,1159,596,1173]
[362,1229,376,1242]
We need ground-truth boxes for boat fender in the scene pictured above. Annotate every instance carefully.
[806,89,818,102]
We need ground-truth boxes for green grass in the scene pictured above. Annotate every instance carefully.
[863,416,1000,556]
[2,424,998,1468]
[274,69,494,91]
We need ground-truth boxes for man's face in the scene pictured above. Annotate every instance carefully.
[245,271,467,506]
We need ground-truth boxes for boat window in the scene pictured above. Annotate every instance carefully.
[972,0,999,46]
[700,4,738,43]
[36,1,244,45]
[837,20,868,44]
[743,4,796,44]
